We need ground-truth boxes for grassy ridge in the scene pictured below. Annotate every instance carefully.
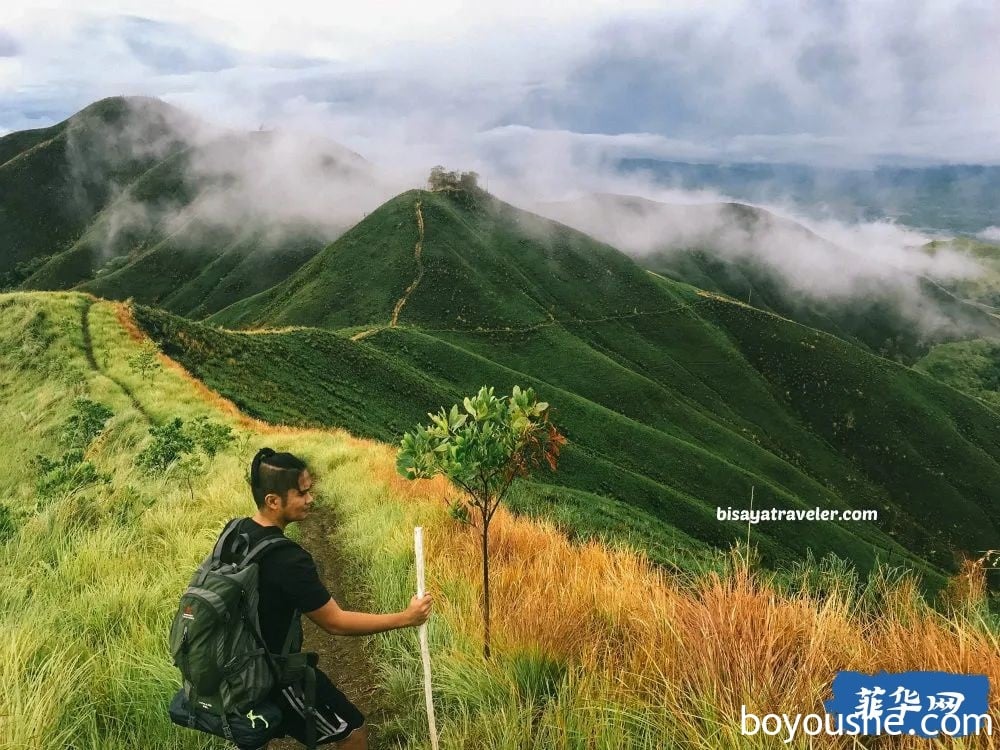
[0,291,412,748]
[3,291,997,749]
[157,189,1000,581]
[4,98,349,316]
[139,293,969,585]
[0,98,192,284]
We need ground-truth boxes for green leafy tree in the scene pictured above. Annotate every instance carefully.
[397,385,566,659]
[127,341,160,381]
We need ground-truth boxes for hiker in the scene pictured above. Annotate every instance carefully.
[220,447,433,749]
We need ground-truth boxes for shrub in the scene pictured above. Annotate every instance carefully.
[186,415,234,457]
[136,418,194,474]
[34,451,109,501]
[60,398,114,450]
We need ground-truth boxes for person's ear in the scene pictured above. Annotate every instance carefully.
[264,492,282,511]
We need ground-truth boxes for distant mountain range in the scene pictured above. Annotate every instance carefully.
[620,158,1000,234]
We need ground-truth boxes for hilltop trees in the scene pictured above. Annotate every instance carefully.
[397,385,565,659]
[428,166,480,192]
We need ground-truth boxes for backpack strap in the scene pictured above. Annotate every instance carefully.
[302,664,318,750]
[240,535,296,567]
[280,609,302,657]
[210,517,243,565]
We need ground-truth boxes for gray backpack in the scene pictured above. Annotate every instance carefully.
[168,518,319,747]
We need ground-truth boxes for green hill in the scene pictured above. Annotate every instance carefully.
[2,98,368,317]
[922,236,1000,312]
[0,97,193,286]
[915,338,1000,411]
[138,188,1000,583]
[539,194,1000,363]
[209,188,662,331]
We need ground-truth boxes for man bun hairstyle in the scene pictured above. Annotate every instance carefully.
[250,447,308,508]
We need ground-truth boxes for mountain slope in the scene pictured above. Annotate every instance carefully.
[210,188,667,331]
[539,194,1000,362]
[147,188,1000,581]
[4,98,373,317]
[0,97,193,286]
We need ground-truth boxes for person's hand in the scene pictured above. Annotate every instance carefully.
[404,593,433,627]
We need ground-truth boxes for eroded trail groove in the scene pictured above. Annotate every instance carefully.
[271,502,382,749]
[82,297,153,422]
[389,199,425,327]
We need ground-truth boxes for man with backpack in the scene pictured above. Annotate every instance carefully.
[170,447,432,750]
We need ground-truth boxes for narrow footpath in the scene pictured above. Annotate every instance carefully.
[271,502,383,749]
[389,199,425,328]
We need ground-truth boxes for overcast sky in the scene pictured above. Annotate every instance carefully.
[2,1,1000,168]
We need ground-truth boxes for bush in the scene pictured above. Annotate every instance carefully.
[136,418,194,474]
[34,451,109,501]
[186,415,234,457]
[135,416,233,476]
[60,397,114,450]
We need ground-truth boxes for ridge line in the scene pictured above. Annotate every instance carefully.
[389,199,425,327]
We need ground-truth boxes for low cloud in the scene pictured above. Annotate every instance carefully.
[534,190,989,342]
[977,227,1000,243]
[64,98,407,262]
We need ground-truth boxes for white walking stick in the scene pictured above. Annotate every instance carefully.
[414,527,439,750]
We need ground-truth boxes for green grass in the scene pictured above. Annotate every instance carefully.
[138,188,1000,586]
[0,291,412,748]
[2,291,997,749]
[914,337,1000,411]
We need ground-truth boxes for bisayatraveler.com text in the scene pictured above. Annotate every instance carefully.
[718,507,878,524]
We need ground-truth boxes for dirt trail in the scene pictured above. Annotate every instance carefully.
[271,502,383,749]
[81,298,153,422]
[349,327,383,342]
[389,200,425,327]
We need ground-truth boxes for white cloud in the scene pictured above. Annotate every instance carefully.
[3,1,1000,177]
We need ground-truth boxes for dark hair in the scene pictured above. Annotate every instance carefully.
[250,447,308,508]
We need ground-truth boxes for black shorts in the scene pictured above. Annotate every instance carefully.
[273,669,365,745]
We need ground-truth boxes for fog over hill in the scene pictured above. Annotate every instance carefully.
[537,193,1000,361]
[3,96,999,357]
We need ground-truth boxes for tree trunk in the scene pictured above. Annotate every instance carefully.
[481,510,491,660]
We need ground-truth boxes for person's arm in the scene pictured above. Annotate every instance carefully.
[305,593,433,636]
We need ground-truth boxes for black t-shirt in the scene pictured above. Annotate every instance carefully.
[219,517,332,654]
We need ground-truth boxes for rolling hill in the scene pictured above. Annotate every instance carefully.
[4,290,997,749]
[134,186,1000,583]
[0,96,194,286]
[539,194,1000,363]
[2,97,374,317]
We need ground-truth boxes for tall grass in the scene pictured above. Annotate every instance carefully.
[1,291,997,749]
[334,455,1000,748]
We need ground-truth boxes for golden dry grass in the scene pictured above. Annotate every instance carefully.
[366,446,1000,747]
